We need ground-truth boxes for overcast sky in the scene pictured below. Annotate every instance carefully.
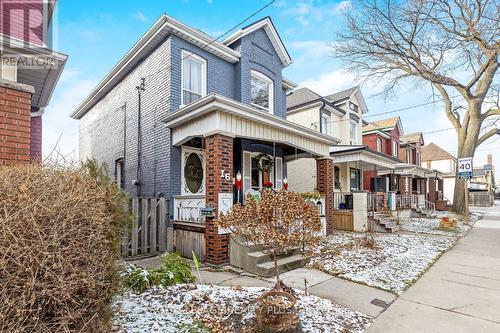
[45,0,499,178]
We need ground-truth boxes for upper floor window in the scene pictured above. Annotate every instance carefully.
[115,158,124,189]
[376,138,382,152]
[251,70,274,114]
[181,50,207,105]
[321,112,331,135]
[392,140,398,157]
[349,121,358,144]
[349,102,359,112]
[416,151,421,165]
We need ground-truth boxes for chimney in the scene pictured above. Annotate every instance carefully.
[487,154,492,165]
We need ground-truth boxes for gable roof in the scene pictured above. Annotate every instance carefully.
[223,16,292,67]
[286,87,322,109]
[362,116,402,133]
[71,14,242,119]
[326,86,358,103]
[402,132,424,145]
[421,143,455,162]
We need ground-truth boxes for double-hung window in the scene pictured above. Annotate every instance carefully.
[349,121,358,145]
[392,140,398,157]
[181,50,206,105]
[321,112,331,135]
[251,70,274,114]
[376,138,382,152]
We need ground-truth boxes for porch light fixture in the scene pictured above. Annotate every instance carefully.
[283,177,288,191]
[236,171,242,203]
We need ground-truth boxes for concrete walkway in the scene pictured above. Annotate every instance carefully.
[129,258,396,318]
[367,201,500,333]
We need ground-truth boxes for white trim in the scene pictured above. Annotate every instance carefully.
[180,50,207,106]
[163,94,340,146]
[362,129,391,139]
[223,17,292,66]
[250,70,274,114]
[181,146,205,195]
[70,15,240,119]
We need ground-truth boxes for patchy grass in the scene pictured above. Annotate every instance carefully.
[112,285,372,333]
[309,232,456,295]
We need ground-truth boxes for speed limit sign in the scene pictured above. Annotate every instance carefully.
[458,157,473,179]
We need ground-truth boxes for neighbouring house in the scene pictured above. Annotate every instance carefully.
[71,15,339,266]
[286,86,399,200]
[0,0,67,164]
[469,154,495,206]
[422,142,457,207]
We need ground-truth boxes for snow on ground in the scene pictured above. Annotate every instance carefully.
[399,217,471,237]
[309,232,456,295]
[113,284,372,333]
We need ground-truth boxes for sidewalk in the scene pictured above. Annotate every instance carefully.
[367,201,500,333]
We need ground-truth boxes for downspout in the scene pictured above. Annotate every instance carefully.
[135,78,146,197]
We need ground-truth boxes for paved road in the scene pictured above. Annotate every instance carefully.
[367,201,500,333]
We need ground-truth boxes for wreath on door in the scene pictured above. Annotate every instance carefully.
[255,153,274,173]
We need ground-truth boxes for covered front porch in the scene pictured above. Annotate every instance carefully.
[163,94,339,264]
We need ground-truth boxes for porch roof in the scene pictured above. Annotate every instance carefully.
[163,94,340,157]
[377,163,433,178]
[329,145,399,169]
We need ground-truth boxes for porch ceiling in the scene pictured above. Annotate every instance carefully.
[163,94,340,157]
[377,163,429,178]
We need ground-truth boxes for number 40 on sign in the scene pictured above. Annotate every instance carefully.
[458,157,473,179]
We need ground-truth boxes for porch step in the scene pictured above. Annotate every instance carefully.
[230,239,307,278]
[371,215,400,233]
[248,247,301,265]
[255,254,308,278]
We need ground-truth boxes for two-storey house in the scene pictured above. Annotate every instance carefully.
[0,0,67,163]
[71,16,339,265]
[286,87,398,202]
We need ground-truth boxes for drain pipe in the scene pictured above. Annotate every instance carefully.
[134,78,145,197]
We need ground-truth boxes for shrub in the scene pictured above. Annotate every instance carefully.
[0,161,129,332]
[121,252,195,292]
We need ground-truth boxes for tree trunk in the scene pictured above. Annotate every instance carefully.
[452,118,480,214]
[273,253,280,284]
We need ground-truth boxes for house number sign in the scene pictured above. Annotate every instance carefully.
[220,170,231,181]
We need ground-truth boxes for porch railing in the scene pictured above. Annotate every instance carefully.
[424,199,436,213]
[367,192,389,218]
[173,196,205,223]
[396,194,418,209]
[333,192,353,210]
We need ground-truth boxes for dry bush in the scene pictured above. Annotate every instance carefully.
[0,161,128,332]
[439,217,458,229]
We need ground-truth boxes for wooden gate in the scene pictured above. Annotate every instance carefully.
[121,197,169,258]
[333,211,354,231]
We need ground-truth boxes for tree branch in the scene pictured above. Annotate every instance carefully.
[477,128,500,146]
[433,82,462,129]
[482,108,500,120]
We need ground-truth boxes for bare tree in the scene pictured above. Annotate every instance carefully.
[334,0,499,213]
[215,190,321,283]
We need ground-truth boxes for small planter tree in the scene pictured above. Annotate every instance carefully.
[216,189,322,332]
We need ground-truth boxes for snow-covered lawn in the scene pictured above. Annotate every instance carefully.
[399,212,480,237]
[309,232,456,295]
[112,284,372,333]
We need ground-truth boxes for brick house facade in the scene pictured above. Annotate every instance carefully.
[0,0,66,164]
[72,15,336,264]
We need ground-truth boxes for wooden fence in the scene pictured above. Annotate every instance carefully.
[333,210,354,231]
[175,228,205,261]
[121,197,169,258]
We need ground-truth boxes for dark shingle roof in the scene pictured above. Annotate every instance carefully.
[325,86,358,103]
[286,87,322,109]
[421,143,455,161]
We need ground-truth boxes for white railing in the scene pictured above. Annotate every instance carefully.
[424,200,436,213]
[333,192,353,210]
[173,196,205,223]
[396,194,418,209]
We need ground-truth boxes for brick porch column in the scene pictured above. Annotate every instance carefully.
[204,134,233,265]
[0,81,33,165]
[316,157,334,235]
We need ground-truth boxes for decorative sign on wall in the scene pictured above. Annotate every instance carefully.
[218,192,233,235]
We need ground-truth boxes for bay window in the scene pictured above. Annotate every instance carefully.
[181,50,206,105]
[251,70,274,114]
